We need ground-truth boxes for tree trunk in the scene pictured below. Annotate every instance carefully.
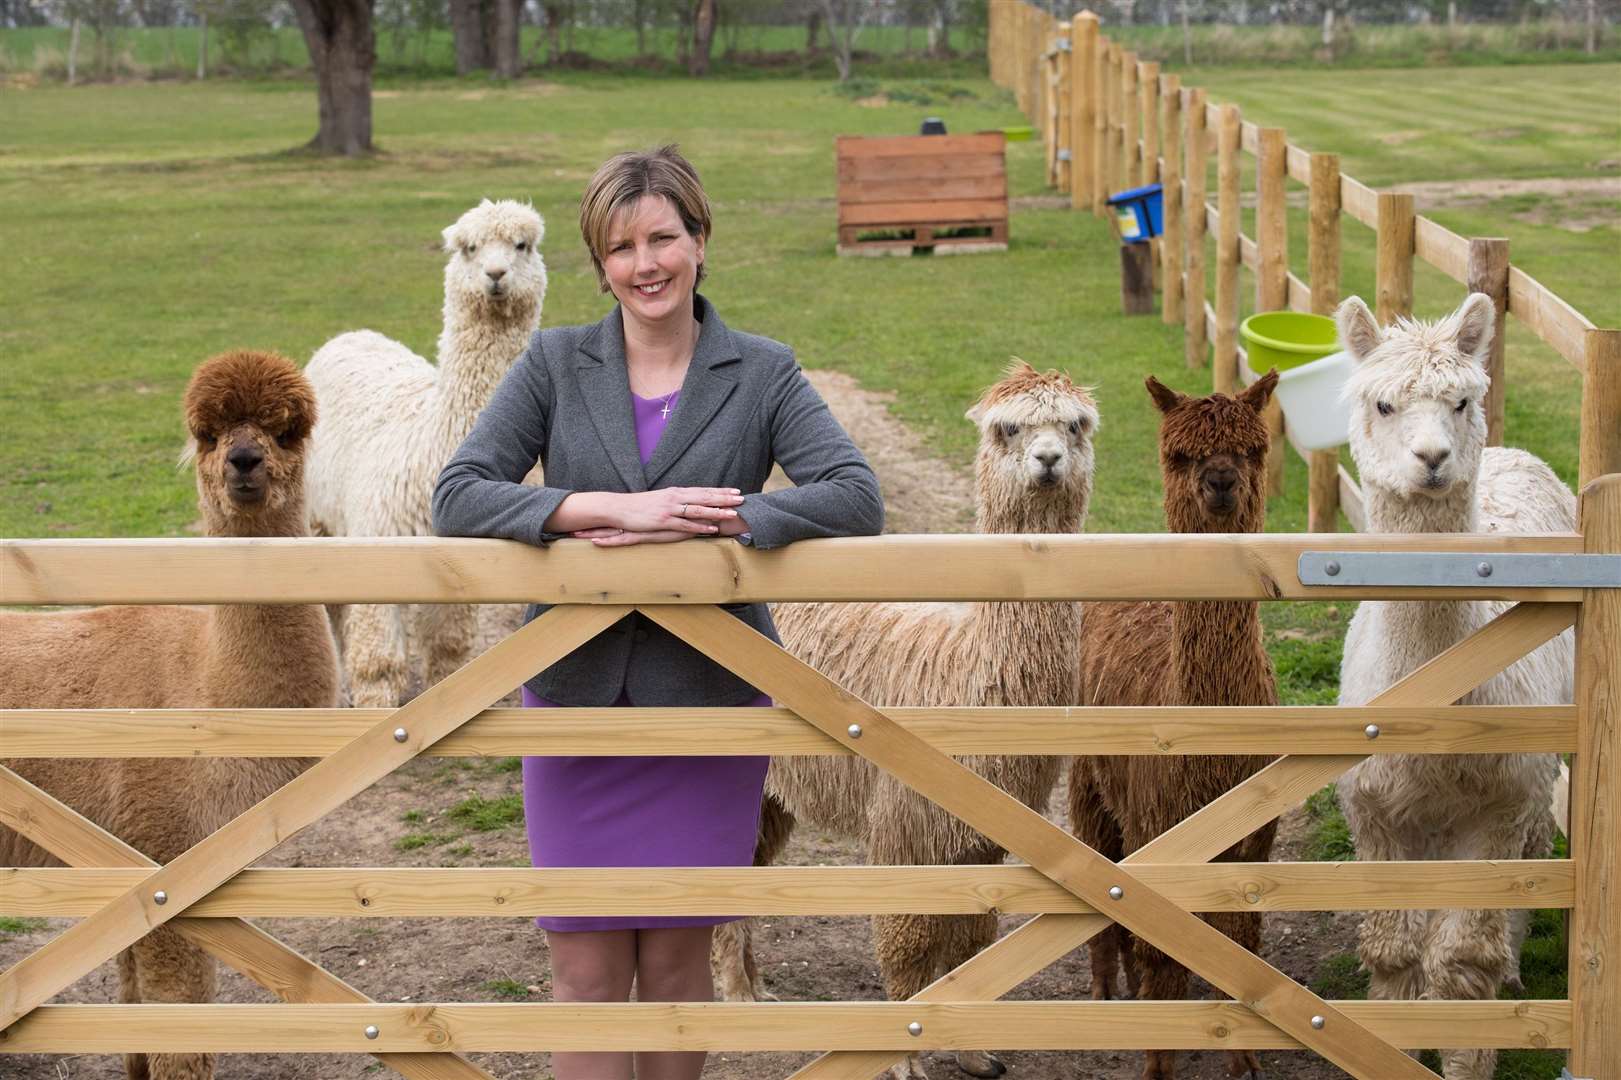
[1181,0,1190,65]
[1587,0,1598,54]
[196,13,206,78]
[688,0,716,75]
[449,0,490,73]
[68,17,80,84]
[543,2,564,63]
[289,0,375,156]
[930,1,950,57]
[494,0,521,77]
[634,0,647,54]
[805,8,822,52]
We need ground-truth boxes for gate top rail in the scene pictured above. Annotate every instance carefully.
[0,533,1590,606]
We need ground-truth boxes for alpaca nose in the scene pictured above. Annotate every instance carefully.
[227,446,263,475]
[1035,450,1062,470]
[1204,468,1238,494]
[487,267,507,282]
[1414,447,1450,470]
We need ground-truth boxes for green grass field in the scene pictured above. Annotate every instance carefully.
[1,58,1612,1079]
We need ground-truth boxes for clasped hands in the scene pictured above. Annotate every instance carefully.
[567,487,749,547]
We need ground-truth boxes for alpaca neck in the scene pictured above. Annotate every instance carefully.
[968,597,1084,707]
[431,296,540,450]
[1170,601,1275,706]
[1363,478,1481,669]
[200,492,311,539]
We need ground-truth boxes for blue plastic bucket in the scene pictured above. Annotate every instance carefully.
[1106,183,1163,243]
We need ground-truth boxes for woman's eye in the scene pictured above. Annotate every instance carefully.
[1001,423,1019,438]
[1454,398,1469,413]
[1376,401,1394,417]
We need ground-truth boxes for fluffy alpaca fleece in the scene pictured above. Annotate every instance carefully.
[305,198,546,707]
[1067,372,1280,1080]
[0,351,339,1080]
[1334,293,1573,1080]
[714,361,1100,1080]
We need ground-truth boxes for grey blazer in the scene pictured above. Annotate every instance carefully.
[432,294,884,706]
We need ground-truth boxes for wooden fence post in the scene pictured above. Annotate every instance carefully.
[1161,74,1183,325]
[1183,88,1208,368]
[1094,33,1109,215]
[1121,50,1138,193]
[1214,104,1241,396]
[1141,61,1161,291]
[1054,22,1072,192]
[1581,330,1621,487]
[1467,237,1510,447]
[1072,12,1098,212]
[1256,127,1288,497]
[1308,151,1342,533]
[1108,43,1123,199]
[1376,192,1416,324]
[1044,26,1060,188]
[1571,470,1620,1078]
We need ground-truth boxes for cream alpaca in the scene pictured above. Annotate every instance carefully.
[1335,293,1572,1080]
[714,361,1099,1080]
[305,198,546,706]
[0,351,339,1080]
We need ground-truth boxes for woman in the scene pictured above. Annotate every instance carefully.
[432,145,883,1080]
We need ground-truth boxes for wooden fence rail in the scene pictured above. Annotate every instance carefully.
[3,523,1615,1077]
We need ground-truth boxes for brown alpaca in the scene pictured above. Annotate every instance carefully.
[1067,371,1280,1080]
[0,350,339,1080]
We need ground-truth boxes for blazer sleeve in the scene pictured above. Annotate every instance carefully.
[737,350,884,549]
[431,334,574,546]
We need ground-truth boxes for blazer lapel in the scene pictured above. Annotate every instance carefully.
[644,297,741,487]
[575,308,648,492]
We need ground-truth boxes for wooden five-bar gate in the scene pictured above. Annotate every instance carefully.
[2,499,1618,1076]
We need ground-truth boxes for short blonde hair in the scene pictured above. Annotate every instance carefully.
[579,145,713,294]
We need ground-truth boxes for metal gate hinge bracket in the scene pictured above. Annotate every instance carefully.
[1299,551,1621,590]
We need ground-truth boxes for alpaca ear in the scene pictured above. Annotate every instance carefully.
[1336,296,1381,362]
[965,400,987,424]
[1239,369,1280,411]
[1454,292,1497,361]
[1144,376,1186,414]
[441,222,461,252]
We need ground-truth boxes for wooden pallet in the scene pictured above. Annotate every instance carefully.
[835,132,1009,257]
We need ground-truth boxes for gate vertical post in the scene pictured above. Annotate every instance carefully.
[1467,237,1511,447]
[1072,12,1099,212]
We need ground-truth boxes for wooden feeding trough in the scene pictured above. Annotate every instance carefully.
[836,132,1009,256]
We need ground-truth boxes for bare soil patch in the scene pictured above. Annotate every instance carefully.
[1,373,1353,1080]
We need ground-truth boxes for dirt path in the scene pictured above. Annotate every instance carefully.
[1,373,1353,1080]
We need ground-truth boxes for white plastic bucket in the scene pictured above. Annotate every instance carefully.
[1273,349,1353,450]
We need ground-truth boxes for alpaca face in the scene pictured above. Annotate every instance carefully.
[183,351,316,536]
[442,198,548,320]
[1338,294,1493,502]
[968,361,1099,513]
[1148,372,1275,533]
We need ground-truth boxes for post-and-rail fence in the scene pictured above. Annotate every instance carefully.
[988,0,1621,529]
[2,13,1619,1076]
[1,521,1618,1078]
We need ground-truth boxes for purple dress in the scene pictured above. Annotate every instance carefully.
[520,389,771,932]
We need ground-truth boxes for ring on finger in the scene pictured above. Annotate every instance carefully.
[679,503,689,518]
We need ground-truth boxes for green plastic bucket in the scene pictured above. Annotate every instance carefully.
[1238,312,1340,372]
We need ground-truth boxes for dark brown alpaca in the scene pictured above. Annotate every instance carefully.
[0,350,339,1080]
[1067,371,1280,1080]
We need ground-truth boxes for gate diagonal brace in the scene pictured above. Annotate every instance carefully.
[640,604,1435,1080]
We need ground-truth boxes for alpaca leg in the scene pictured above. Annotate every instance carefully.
[1423,906,1509,1080]
[1503,802,1556,995]
[127,926,217,1080]
[1132,939,1192,1080]
[931,899,1005,1079]
[713,794,795,1003]
[1067,758,1129,1001]
[416,601,477,690]
[119,948,150,1080]
[1204,911,1266,1079]
[1339,773,1427,1003]
[339,602,409,708]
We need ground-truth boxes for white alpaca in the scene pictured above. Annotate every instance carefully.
[1334,293,1573,1080]
[305,198,546,707]
[715,362,1099,1080]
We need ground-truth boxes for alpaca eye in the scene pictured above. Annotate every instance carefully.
[1001,423,1019,438]
[464,244,477,256]
[1376,401,1394,417]
[194,431,216,447]
[516,241,528,252]
[1068,419,1084,435]
[1454,398,1469,413]
[275,431,295,448]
